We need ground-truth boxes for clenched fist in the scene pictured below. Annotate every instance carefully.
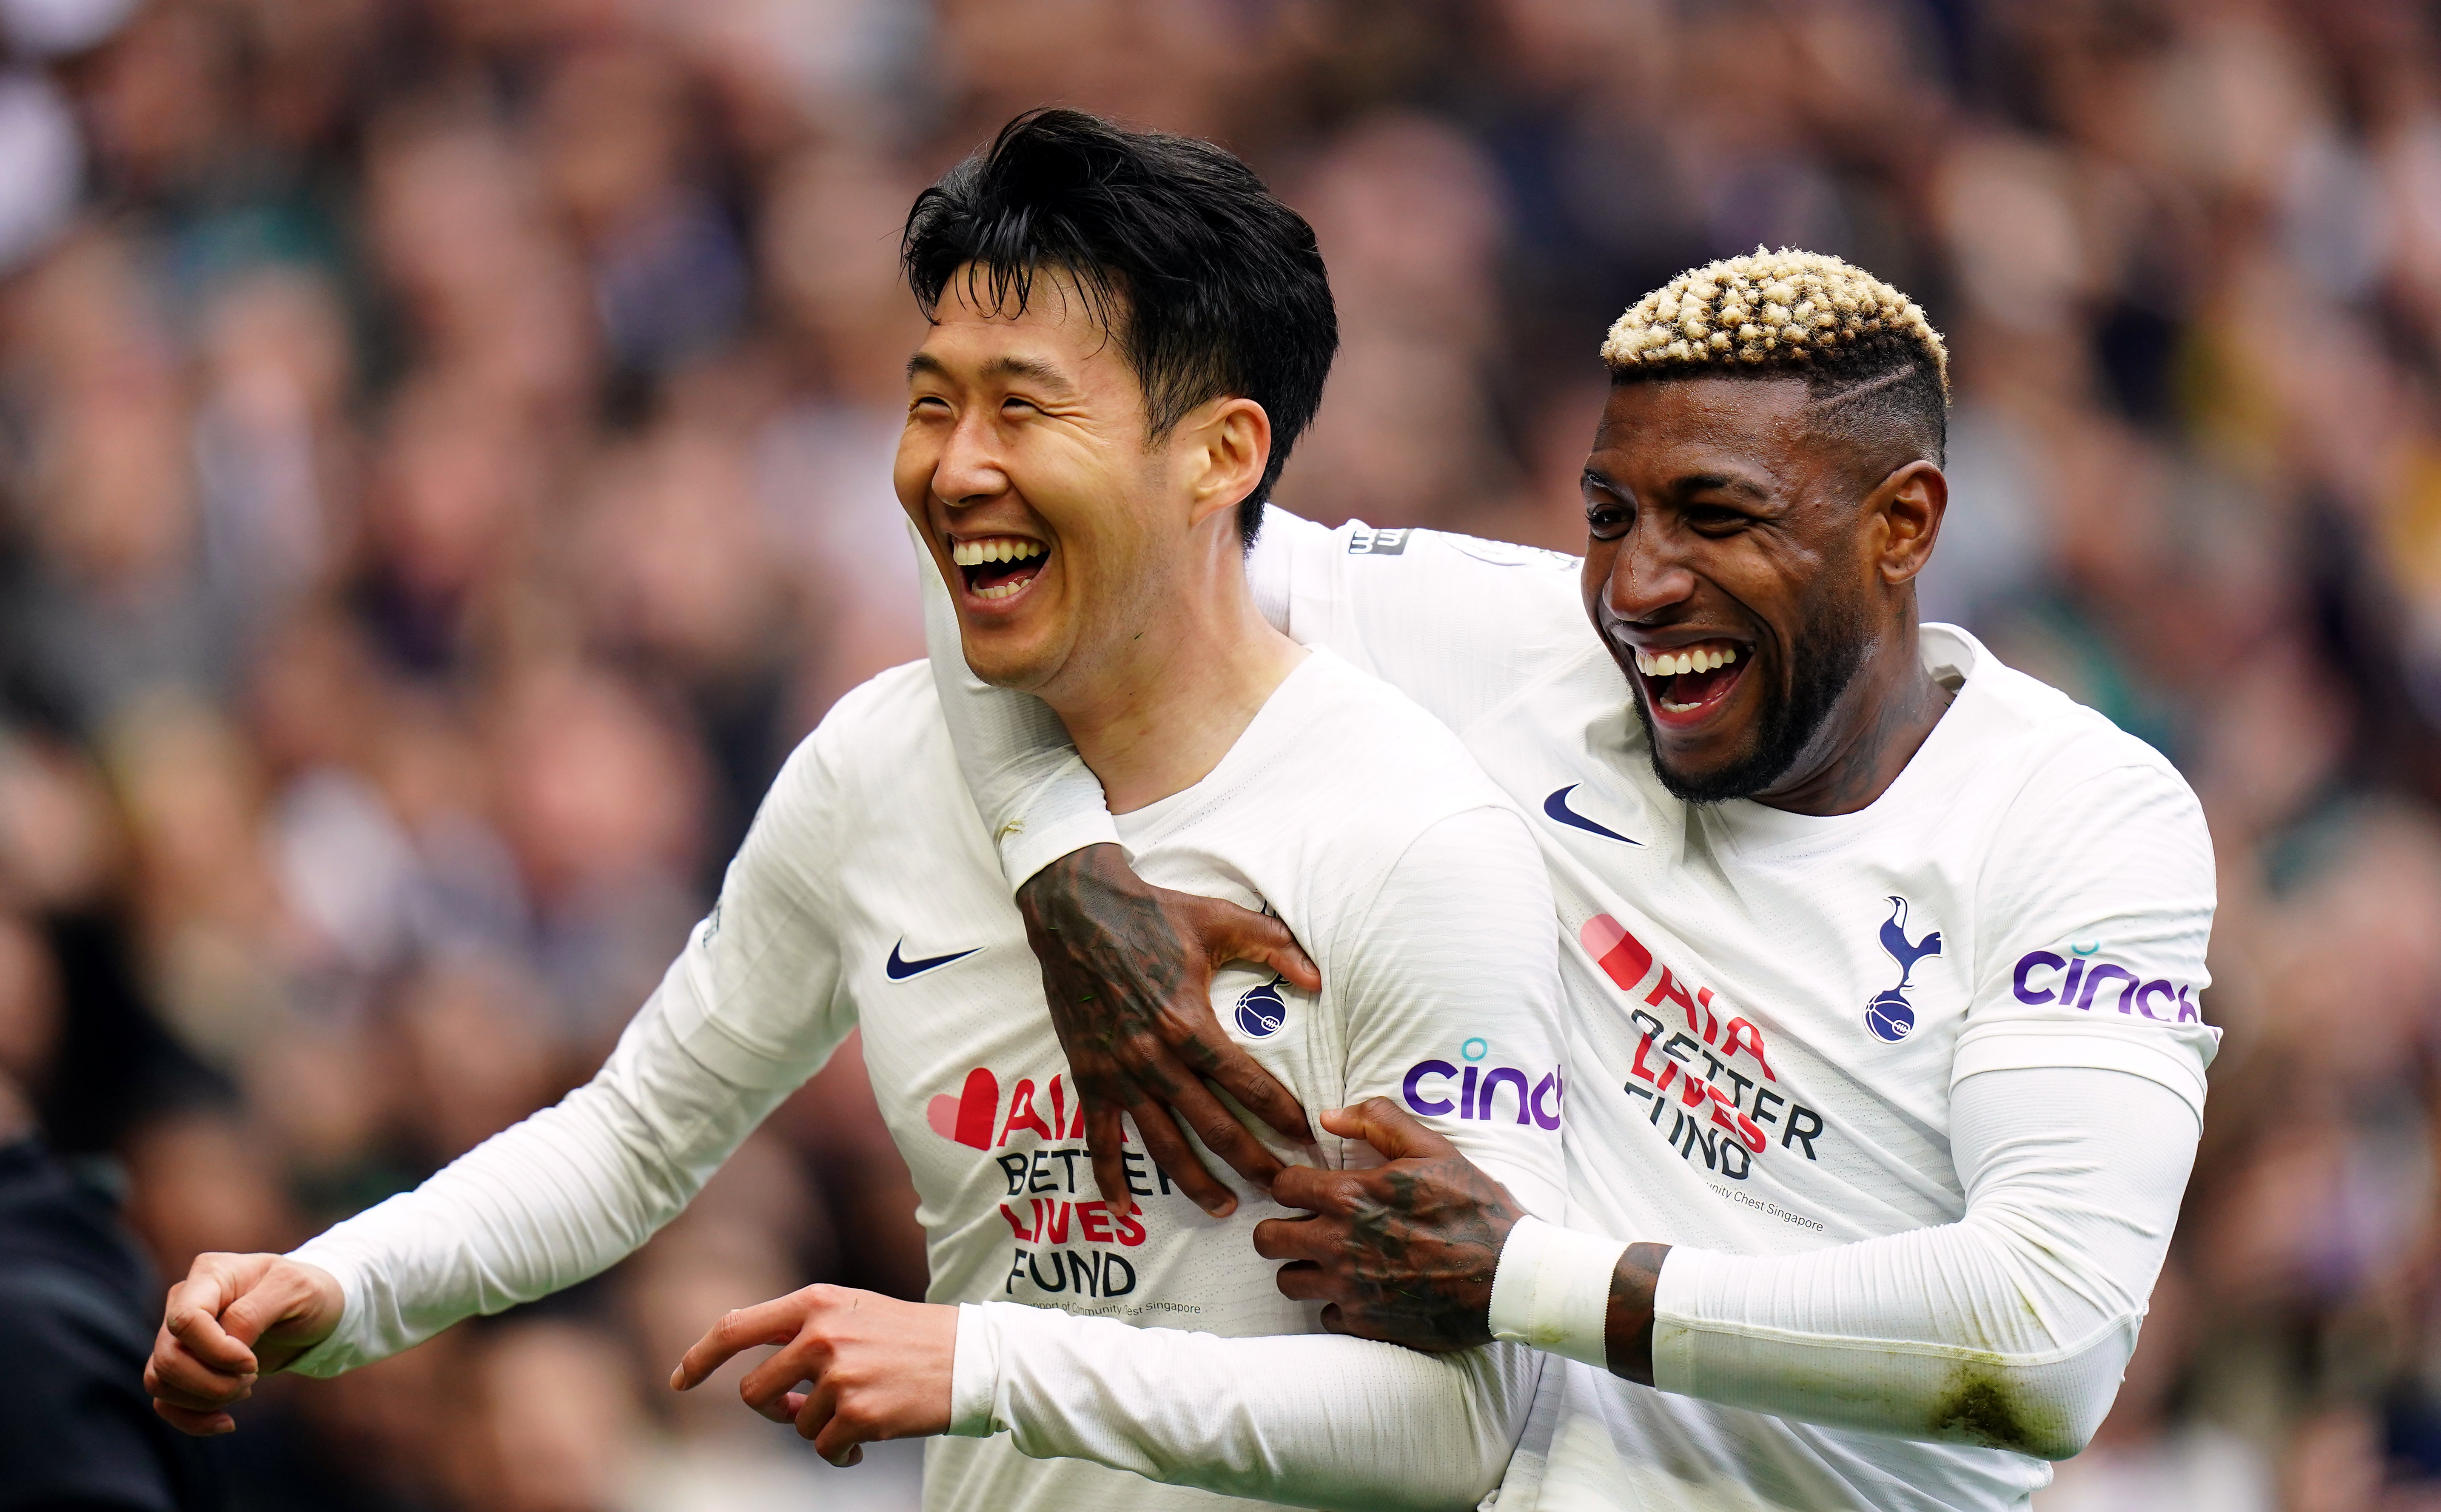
[145,1252,344,1435]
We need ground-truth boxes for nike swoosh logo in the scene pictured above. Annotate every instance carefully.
[1544,785,1641,845]
[886,940,983,980]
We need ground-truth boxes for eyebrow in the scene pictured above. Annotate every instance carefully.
[1582,467,1772,503]
[904,351,1077,393]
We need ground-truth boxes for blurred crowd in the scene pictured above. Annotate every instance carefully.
[0,0,2435,1508]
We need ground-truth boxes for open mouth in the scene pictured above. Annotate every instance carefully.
[950,534,1048,605]
[1630,641,1750,727]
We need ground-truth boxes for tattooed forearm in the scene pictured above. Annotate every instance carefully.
[1603,1242,1671,1385]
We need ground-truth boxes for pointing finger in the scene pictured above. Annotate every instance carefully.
[673,1297,808,1390]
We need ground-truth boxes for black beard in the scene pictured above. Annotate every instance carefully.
[1633,605,1873,805]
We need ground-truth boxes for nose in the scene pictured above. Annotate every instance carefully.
[1603,519,1698,623]
[931,405,1009,509]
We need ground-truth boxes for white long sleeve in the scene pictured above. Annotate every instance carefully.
[950,1301,1540,1511]
[285,722,861,1376]
[284,991,806,1375]
[1642,1064,2196,1460]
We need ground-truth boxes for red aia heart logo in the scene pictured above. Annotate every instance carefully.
[926,1067,1000,1149]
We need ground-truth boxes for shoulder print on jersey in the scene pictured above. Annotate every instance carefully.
[1865,896,1943,1043]
[1543,783,1641,845]
[1578,914,1829,1181]
[1344,524,1411,555]
[2011,941,2204,1023]
[1395,1034,1565,1130]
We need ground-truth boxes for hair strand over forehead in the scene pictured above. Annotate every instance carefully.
[900,109,1339,543]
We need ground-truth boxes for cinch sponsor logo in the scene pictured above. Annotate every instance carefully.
[1578,914,1828,1179]
[2012,949,2202,1022]
[1399,1036,1564,1129]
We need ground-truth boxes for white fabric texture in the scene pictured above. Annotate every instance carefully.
[922,510,2220,1510]
[1652,1065,2197,1461]
[917,521,1117,891]
[953,1300,1538,1511]
[929,1061,2190,1507]
[288,993,809,1374]
[1487,1214,1626,1370]
[286,652,1568,1512]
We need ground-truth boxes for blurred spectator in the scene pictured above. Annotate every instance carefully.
[0,913,221,1511]
[0,0,2437,1506]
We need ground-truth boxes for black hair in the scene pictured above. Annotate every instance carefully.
[901,108,1338,544]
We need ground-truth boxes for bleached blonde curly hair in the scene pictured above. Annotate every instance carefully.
[1601,248,1947,396]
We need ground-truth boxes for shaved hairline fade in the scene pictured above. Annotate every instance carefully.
[1603,248,1948,483]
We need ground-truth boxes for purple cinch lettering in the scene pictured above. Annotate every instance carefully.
[2078,963,2139,1013]
[2135,980,2176,1021]
[2013,951,2065,1005]
[1530,1070,1564,1130]
[1402,1059,1457,1116]
[1461,1065,1480,1119]
[1479,1067,1531,1125]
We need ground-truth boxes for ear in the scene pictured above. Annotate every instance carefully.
[1182,397,1273,531]
[1871,460,1946,586]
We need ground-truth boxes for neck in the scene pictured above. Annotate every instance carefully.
[1042,537,1306,814]
[1754,615,1951,817]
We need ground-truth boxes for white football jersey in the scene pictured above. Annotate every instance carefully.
[669,649,1568,1512]
[967,514,2219,1511]
[288,645,1569,1512]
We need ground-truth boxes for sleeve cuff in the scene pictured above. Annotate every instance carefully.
[994,777,1124,893]
[1952,1022,2210,1128]
[948,1303,1005,1437]
[277,1246,361,1379]
[1647,1245,1710,1396]
[1485,1215,1626,1369]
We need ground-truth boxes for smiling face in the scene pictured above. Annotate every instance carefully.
[1580,374,1944,803]
[896,270,1264,696]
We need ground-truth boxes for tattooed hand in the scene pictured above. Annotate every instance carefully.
[1254,1098,1524,1352]
[1017,843,1322,1219]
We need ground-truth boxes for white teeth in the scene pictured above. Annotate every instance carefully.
[951,538,1045,568]
[1635,644,1742,678]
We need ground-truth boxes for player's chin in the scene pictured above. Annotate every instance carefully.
[954,602,1068,690]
